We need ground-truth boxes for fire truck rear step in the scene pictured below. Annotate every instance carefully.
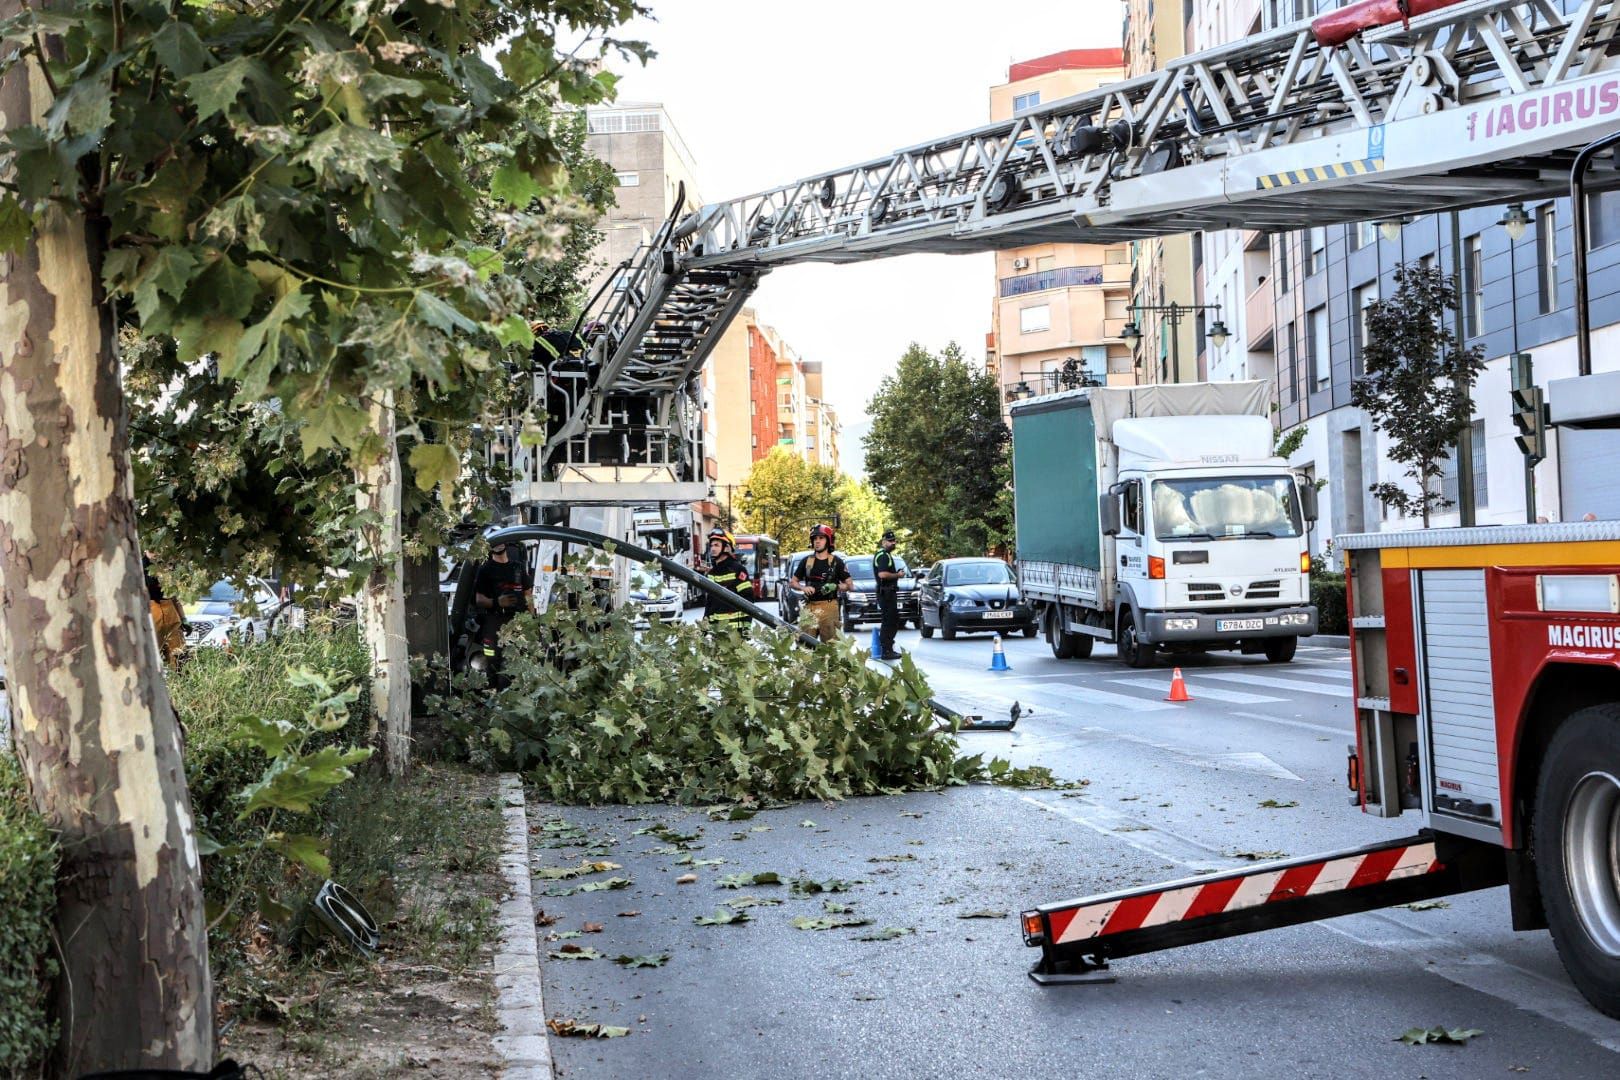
[1021,830,1506,985]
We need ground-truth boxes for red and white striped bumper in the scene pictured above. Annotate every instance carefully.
[1031,839,1442,948]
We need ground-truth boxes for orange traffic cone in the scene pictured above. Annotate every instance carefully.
[1165,667,1192,703]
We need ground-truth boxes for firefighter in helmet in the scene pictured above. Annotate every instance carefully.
[789,523,851,643]
[702,527,754,627]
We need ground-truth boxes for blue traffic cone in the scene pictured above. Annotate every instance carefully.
[870,626,882,659]
[988,633,1011,671]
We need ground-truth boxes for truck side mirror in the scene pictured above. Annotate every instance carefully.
[1099,493,1121,536]
[1299,481,1318,523]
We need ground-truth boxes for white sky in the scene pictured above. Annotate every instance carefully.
[603,1,1122,473]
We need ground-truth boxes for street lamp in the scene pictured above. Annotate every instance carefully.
[1499,203,1530,242]
[1011,380,1035,401]
[1121,301,1227,382]
[1378,216,1412,242]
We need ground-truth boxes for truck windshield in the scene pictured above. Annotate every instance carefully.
[1151,476,1303,540]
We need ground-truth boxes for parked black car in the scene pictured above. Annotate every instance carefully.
[919,557,1036,640]
[840,554,921,631]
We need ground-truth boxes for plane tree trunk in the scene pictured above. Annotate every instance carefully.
[0,38,213,1074]
[356,389,411,778]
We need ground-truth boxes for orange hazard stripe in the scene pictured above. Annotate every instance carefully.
[1380,541,1620,569]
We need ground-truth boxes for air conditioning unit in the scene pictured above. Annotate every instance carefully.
[1012,257,1030,270]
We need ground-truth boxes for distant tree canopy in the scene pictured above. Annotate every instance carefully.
[737,450,893,554]
[863,343,1010,562]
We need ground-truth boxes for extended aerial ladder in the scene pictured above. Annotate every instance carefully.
[512,0,1620,514]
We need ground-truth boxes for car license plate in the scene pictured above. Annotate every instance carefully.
[1217,618,1264,632]
[985,610,1014,620]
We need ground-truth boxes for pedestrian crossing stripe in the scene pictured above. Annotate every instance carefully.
[1257,157,1383,190]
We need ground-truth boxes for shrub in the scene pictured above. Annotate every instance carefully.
[1312,571,1349,635]
[0,753,57,1074]
[167,624,372,932]
[431,577,975,805]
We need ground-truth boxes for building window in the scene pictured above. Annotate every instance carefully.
[1274,236,1290,293]
[614,171,640,186]
[1019,305,1051,333]
[1438,419,1488,510]
[1588,190,1620,249]
[1285,322,1298,405]
[1013,91,1041,111]
[1307,227,1326,275]
[1353,220,1377,250]
[1462,234,1483,337]
[1036,254,1056,273]
[1538,204,1558,314]
[1309,306,1330,390]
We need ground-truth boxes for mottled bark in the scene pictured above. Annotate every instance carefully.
[355,390,411,778]
[0,26,213,1076]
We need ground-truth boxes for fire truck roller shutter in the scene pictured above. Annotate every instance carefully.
[1558,426,1620,521]
[1420,569,1504,833]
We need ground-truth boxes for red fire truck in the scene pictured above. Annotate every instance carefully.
[1021,522,1620,1017]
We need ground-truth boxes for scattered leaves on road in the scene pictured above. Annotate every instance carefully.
[547,945,604,960]
[1398,899,1451,911]
[822,900,854,914]
[856,927,914,942]
[1396,1026,1484,1046]
[1228,850,1288,861]
[717,871,782,889]
[534,820,589,848]
[675,874,698,885]
[727,895,784,910]
[899,811,924,818]
[617,910,641,918]
[792,915,872,931]
[695,908,749,926]
[791,878,863,895]
[582,922,604,933]
[535,859,622,880]
[958,910,1009,919]
[611,954,671,968]
[634,824,701,844]
[984,759,1086,789]
[1258,799,1299,809]
[675,854,725,867]
[708,805,757,821]
[869,854,917,863]
[534,911,559,927]
[578,877,633,892]
[800,819,818,828]
[547,1018,630,1039]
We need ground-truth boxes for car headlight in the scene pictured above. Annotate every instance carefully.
[1164,617,1199,631]
[1280,612,1312,626]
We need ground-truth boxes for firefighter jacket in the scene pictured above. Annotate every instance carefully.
[703,553,754,623]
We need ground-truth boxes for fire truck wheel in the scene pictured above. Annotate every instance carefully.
[1263,636,1297,663]
[1533,703,1620,1019]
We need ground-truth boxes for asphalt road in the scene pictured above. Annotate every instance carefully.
[529,623,1620,1078]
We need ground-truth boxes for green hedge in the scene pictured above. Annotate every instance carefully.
[0,752,57,1074]
[1312,571,1349,636]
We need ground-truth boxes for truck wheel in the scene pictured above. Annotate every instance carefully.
[1047,611,1075,659]
[1072,633,1094,659]
[1118,610,1153,669]
[1263,636,1298,663]
[920,621,934,639]
[1022,623,1037,639]
[1533,703,1620,1019]
[940,614,957,641]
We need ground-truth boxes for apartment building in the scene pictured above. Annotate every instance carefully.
[802,361,842,472]
[1122,1,1202,383]
[583,102,705,296]
[1186,0,1620,564]
[988,50,1135,418]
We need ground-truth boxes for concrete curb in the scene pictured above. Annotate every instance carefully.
[492,774,551,1079]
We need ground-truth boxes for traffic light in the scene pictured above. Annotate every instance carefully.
[1510,385,1547,464]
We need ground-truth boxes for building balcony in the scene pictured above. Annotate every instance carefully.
[999,265,1104,298]
[1245,282,1275,351]
[1244,229,1268,252]
[1102,261,1132,286]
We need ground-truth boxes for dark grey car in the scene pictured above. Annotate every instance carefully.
[918,558,1036,640]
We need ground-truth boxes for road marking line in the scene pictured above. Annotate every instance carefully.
[1198,671,1347,696]
[1108,676,1283,705]
[1075,727,1305,781]
[1231,710,1346,737]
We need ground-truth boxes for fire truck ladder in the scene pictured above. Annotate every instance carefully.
[519,0,1620,501]
[1020,830,1509,984]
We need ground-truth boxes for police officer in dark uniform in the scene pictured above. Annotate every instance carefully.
[872,529,903,660]
[701,528,754,628]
